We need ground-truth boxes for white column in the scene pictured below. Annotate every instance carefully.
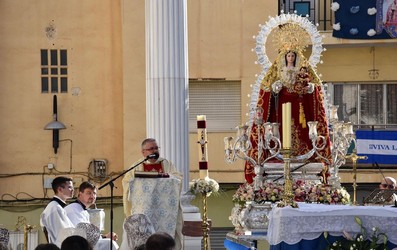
[145,0,189,191]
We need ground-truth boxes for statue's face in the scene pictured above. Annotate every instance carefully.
[286,52,296,64]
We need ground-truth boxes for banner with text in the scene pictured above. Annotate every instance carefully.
[356,130,397,164]
[333,0,397,39]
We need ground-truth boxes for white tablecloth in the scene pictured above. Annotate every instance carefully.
[267,203,397,245]
[128,177,182,237]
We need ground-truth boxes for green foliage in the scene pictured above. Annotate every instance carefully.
[324,216,388,250]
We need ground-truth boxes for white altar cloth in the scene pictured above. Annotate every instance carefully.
[128,177,182,237]
[267,202,397,245]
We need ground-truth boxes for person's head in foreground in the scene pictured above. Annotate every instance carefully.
[34,243,60,250]
[145,232,175,250]
[61,235,93,250]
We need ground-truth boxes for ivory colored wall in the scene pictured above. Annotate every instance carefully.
[0,1,125,198]
[319,46,397,82]
[121,0,147,171]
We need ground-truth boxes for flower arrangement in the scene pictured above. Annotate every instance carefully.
[254,181,284,203]
[293,179,307,202]
[232,182,255,206]
[232,180,351,206]
[306,184,350,205]
[190,177,219,197]
[325,216,389,250]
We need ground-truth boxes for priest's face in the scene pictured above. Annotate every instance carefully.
[142,141,160,163]
[79,187,97,208]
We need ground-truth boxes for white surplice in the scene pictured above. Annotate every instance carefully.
[65,200,90,226]
[40,196,74,247]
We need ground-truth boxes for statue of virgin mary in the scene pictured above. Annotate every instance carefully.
[244,22,332,184]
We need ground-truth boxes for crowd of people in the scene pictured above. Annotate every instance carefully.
[37,138,180,250]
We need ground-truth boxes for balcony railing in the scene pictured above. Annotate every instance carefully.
[279,0,333,31]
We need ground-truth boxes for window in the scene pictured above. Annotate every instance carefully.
[330,83,397,126]
[283,0,317,23]
[189,80,241,132]
[294,2,311,17]
[41,49,68,93]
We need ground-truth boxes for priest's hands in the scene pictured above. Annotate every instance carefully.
[102,232,118,241]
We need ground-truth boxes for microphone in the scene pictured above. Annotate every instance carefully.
[147,152,159,160]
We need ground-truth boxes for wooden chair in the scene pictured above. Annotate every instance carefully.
[43,227,49,243]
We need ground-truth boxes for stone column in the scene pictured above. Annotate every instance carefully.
[146,2,202,249]
[145,0,189,191]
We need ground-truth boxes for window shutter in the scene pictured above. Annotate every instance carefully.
[189,80,241,132]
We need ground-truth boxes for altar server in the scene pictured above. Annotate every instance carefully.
[40,176,75,247]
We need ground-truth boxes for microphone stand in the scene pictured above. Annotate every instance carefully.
[99,156,150,250]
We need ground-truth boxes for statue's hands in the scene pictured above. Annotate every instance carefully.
[272,80,282,93]
[305,82,315,94]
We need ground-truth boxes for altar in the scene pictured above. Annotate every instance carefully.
[225,203,397,250]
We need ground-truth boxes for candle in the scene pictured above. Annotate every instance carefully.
[224,137,233,150]
[330,105,339,121]
[307,121,318,139]
[344,122,354,135]
[282,103,291,148]
[264,122,273,140]
[197,115,208,179]
[272,123,280,139]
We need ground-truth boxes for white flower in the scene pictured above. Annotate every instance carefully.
[367,29,376,37]
[333,23,341,31]
[190,177,219,196]
[368,8,377,15]
[331,2,340,11]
